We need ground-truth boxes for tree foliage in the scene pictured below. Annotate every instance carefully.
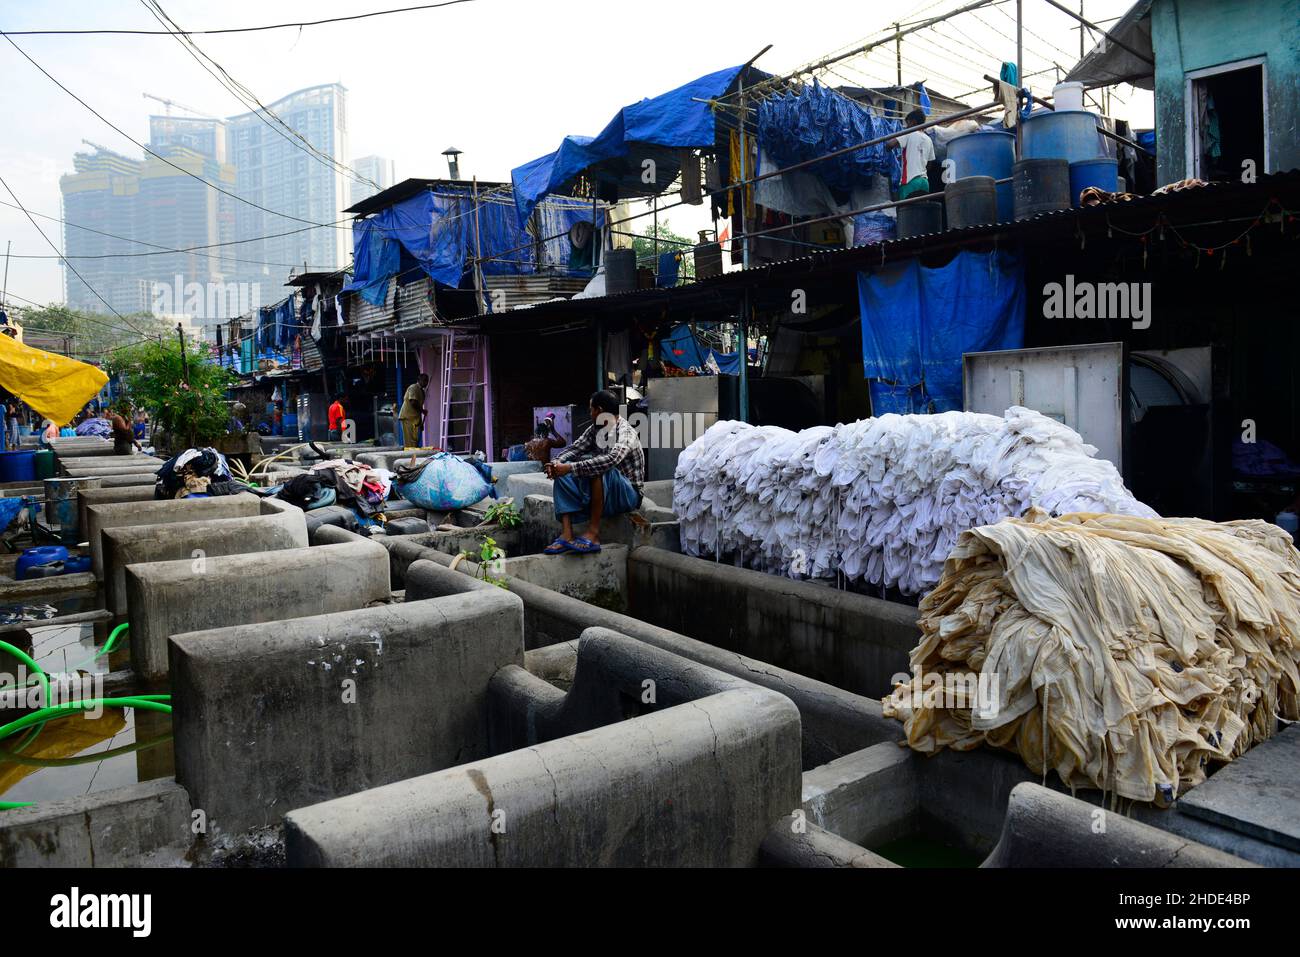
[12,303,168,359]
[105,336,234,449]
[631,220,697,280]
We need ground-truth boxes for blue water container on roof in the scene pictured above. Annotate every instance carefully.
[1022,109,1106,165]
[1069,157,1119,204]
[945,129,1015,222]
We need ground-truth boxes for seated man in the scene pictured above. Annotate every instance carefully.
[543,390,643,555]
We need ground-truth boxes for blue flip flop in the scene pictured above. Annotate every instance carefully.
[543,537,572,555]
[569,537,601,554]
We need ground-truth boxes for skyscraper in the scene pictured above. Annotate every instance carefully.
[140,116,239,332]
[349,155,397,208]
[225,83,351,293]
[59,84,353,326]
[59,145,148,316]
[59,120,238,328]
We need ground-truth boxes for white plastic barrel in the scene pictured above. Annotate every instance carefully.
[1053,81,1085,111]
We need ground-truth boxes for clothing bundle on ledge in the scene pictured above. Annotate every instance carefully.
[673,407,1154,596]
[155,448,241,499]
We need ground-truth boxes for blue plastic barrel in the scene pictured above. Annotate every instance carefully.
[0,450,36,483]
[946,129,1015,222]
[1022,109,1105,165]
[1069,158,1119,204]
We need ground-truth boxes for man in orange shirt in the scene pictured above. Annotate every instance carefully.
[327,393,346,443]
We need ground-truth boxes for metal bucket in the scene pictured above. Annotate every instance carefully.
[944,176,998,228]
[897,199,944,238]
[44,476,103,537]
[1012,158,1072,219]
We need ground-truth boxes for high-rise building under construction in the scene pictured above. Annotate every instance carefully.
[59,83,352,333]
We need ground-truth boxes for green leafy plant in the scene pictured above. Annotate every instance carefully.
[105,336,236,450]
[631,220,697,280]
[481,498,522,529]
[459,535,508,589]
[13,303,168,359]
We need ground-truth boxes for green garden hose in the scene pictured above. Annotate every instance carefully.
[7,621,129,691]
[0,623,172,812]
[0,696,172,741]
[0,639,52,754]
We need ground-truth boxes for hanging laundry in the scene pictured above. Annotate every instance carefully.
[679,149,703,205]
[753,148,844,218]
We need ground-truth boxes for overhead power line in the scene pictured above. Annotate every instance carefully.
[138,0,381,191]
[1,32,337,229]
[0,197,340,267]
[1,0,477,36]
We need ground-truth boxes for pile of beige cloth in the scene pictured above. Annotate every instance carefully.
[883,509,1300,805]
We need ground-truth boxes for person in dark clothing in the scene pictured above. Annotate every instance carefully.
[108,401,141,455]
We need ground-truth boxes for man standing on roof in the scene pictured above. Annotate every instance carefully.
[328,392,346,444]
[399,373,429,449]
[893,108,935,201]
[542,390,644,555]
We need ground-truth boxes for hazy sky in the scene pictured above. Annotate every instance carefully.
[0,0,1150,307]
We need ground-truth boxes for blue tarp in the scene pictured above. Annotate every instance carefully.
[342,187,602,306]
[343,190,469,305]
[757,80,902,191]
[858,250,1025,414]
[511,64,746,226]
[659,324,741,376]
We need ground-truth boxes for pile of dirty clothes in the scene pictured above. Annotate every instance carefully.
[74,418,111,438]
[275,460,395,517]
[155,448,245,499]
[882,510,1300,805]
[674,407,1154,595]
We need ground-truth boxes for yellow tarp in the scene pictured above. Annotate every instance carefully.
[0,334,108,426]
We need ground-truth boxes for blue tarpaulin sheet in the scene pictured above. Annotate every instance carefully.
[343,190,469,304]
[342,187,602,305]
[659,324,741,375]
[858,250,1025,414]
[511,64,745,226]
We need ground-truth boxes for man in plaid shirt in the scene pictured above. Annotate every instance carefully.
[543,390,644,555]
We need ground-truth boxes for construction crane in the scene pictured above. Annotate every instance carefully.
[142,93,216,118]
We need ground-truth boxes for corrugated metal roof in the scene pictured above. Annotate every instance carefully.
[405,172,1300,332]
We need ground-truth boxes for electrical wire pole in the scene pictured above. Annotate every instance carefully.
[895,23,902,85]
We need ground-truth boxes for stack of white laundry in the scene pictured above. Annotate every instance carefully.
[673,406,1156,595]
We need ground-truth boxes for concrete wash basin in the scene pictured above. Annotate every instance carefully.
[101,497,309,616]
[284,624,803,867]
[125,538,391,683]
[792,741,1257,868]
[367,529,1285,868]
[86,493,268,581]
